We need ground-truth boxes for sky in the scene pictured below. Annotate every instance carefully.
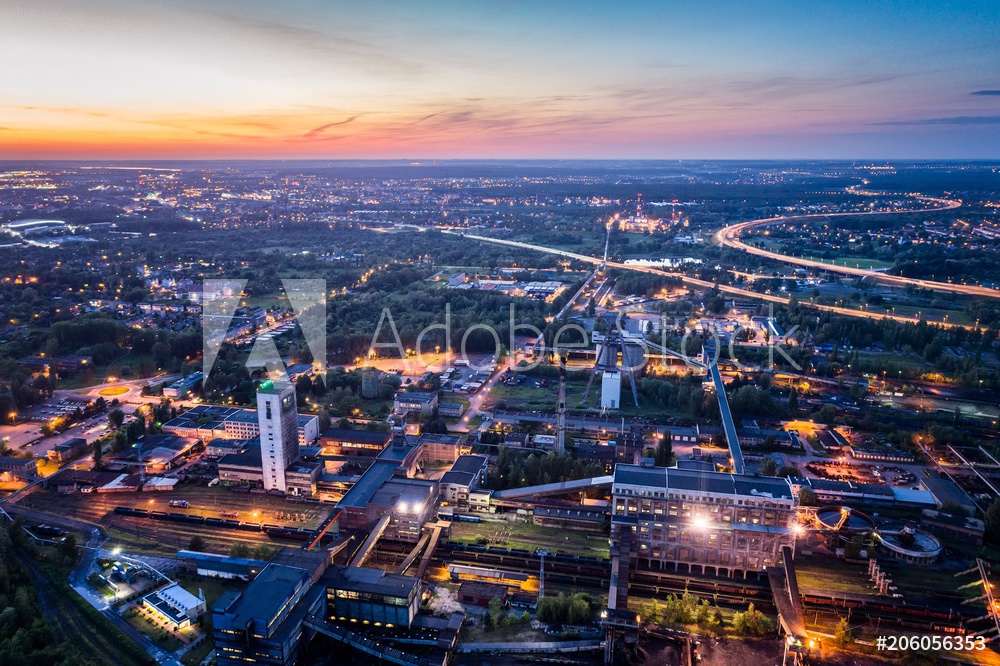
[1,0,999,159]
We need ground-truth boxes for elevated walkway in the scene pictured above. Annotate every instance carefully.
[348,513,391,568]
[766,545,807,639]
[395,531,431,576]
[414,524,443,579]
[710,360,744,474]
[492,475,613,500]
[608,527,633,611]
[306,507,342,551]
[645,340,707,370]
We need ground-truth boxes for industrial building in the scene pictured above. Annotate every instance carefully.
[105,434,198,474]
[611,462,798,577]
[47,437,88,462]
[392,391,439,415]
[318,428,391,456]
[176,550,269,580]
[337,460,438,543]
[418,432,464,463]
[163,371,204,398]
[213,559,428,666]
[0,456,39,481]
[324,565,422,628]
[216,441,321,496]
[439,455,488,506]
[213,564,323,666]
[162,403,318,447]
[141,584,207,630]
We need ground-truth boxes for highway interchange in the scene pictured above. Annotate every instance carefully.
[422,189,988,331]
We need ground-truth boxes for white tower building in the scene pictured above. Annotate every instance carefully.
[257,381,299,492]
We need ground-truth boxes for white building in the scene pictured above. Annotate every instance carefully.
[257,381,300,493]
[141,583,207,630]
[601,371,622,410]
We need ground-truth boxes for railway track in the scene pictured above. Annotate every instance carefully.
[19,553,136,666]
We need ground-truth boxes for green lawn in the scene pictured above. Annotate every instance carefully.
[796,555,985,604]
[488,378,685,419]
[795,557,876,596]
[447,520,609,558]
[125,610,185,652]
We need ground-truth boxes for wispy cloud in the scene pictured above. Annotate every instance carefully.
[302,116,359,139]
[872,115,1000,126]
[971,90,1000,96]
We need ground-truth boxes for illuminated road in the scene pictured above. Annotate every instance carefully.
[420,226,979,331]
[715,190,1000,299]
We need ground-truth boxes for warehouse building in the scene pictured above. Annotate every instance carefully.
[611,462,798,577]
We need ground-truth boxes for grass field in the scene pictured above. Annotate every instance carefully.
[871,303,974,326]
[795,557,876,596]
[99,386,131,396]
[447,519,610,558]
[488,377,683,419]
[796,555,985,604]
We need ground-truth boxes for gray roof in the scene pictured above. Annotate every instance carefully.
[449,454,488,475]
[395,391,438,404]
[323,565,419,600]
[613,464,793,500]
[321,428,391,445]
[221,564,310,632]
[336,460,399,509]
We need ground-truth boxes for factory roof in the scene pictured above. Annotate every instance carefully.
[217,443,263,470]
[613,463,794,500]
[323,565,420,600]
[321,428,392,444]
[219,564,311,633]
[336,460,400,509]
[440,454,487,487]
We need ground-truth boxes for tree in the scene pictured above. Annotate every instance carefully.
[777,465,800,478]
[487,596,504,626]
[188,536,206,551]
[787,388,798,411]
[92,440,103,469]
[731,603,771,636]
[655,433,673,467]
[108,407,125,430]
[759,457,778,476]
[229,542,251,558]
[834,617,854,646]
[253,545,276,561]
[318,408,331,433]
[111,430,129,452]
